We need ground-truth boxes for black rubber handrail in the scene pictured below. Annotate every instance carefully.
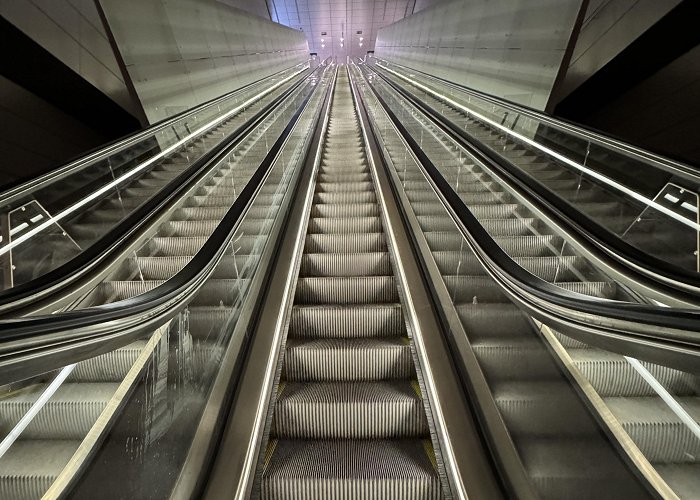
[369,63,700,304]
[0,60,313,207]
[0,64,329,385]
[372,57,700,187]
[359,63,700,374]
[0,64,326,316]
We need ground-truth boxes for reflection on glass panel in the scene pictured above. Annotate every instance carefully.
[0,66,330,500]
[366,73,617,297]
[352,65,652,498]
[0,63,311,292]
[375,60,700,274]
[7,200,82,287]
[545,326,700,499]
[620,183,699,271]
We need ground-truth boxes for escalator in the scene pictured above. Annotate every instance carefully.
[64,78,292,249]
[374,61,700,273]
[2,64,309,291]
[0,61,698,500]
[0,86,300,489]
[0,63,326,499]
[354,60,700,498]
[257,69,442,499]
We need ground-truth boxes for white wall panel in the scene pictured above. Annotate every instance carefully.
[375,0,582,110]
[101,0,308,123]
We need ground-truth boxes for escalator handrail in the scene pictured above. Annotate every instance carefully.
[372,57,700,188]
[368,62,700,303]
[0,63,326,315]
[356,61,700,375]
[0,60,314,209]
[0,63,328,385]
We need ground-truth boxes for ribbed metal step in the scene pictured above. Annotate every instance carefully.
[294,276,399,304]
[289,304,404,339]
[568,350,698,397]
[68,341,147,382]
[0,383,118,439]
[605,397,700,463]
[261,439,441,500]
[471,337,563,381]
[304,233,385,253]
[492,381,600,436]
[261,70,440,498]
[383,73,685,499]
[93,279,247,305]
[272,381,427,439]
[307,216,382,234]
[300,253,392,277]
[283,338,414,381]
[0,441,81,500]
[516,438,649,500]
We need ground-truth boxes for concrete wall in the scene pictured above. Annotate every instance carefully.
[219,0,270,20]
[556,0,682,101]
[101,0,309,123]
[375,0,582,110]
[0,0,139,117]
[0,75,105,188]
[579,43,700,164]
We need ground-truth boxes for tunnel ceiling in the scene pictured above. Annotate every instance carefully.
[267,0,432,58]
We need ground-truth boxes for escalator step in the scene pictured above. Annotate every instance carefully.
[304,233,386,253]
[307,216,382,234]
[68,340,147,382]
[492,381,600,437]
[261,439,441,500]
[516,437,649,500]
[569,350,698,397]
[283,338,414,382]
[299,252,392,277]
[605,397,700,463]
[0,440,80,500]
[272,381,427,439]
[0,383,118,439]
[289,304,404,339]
[94,279,247,305]
[294,276,398,304]
[311,203,378,218]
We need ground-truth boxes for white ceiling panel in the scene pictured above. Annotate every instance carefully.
[267,0,425,58]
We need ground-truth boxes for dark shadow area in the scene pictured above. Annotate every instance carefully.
[553,0,700,167]
[0,15,141,190]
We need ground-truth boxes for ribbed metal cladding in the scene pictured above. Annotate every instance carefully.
[307,216,382,234]
[0,385,114,439]
[260,70,441,499]
[0,441,79,500]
